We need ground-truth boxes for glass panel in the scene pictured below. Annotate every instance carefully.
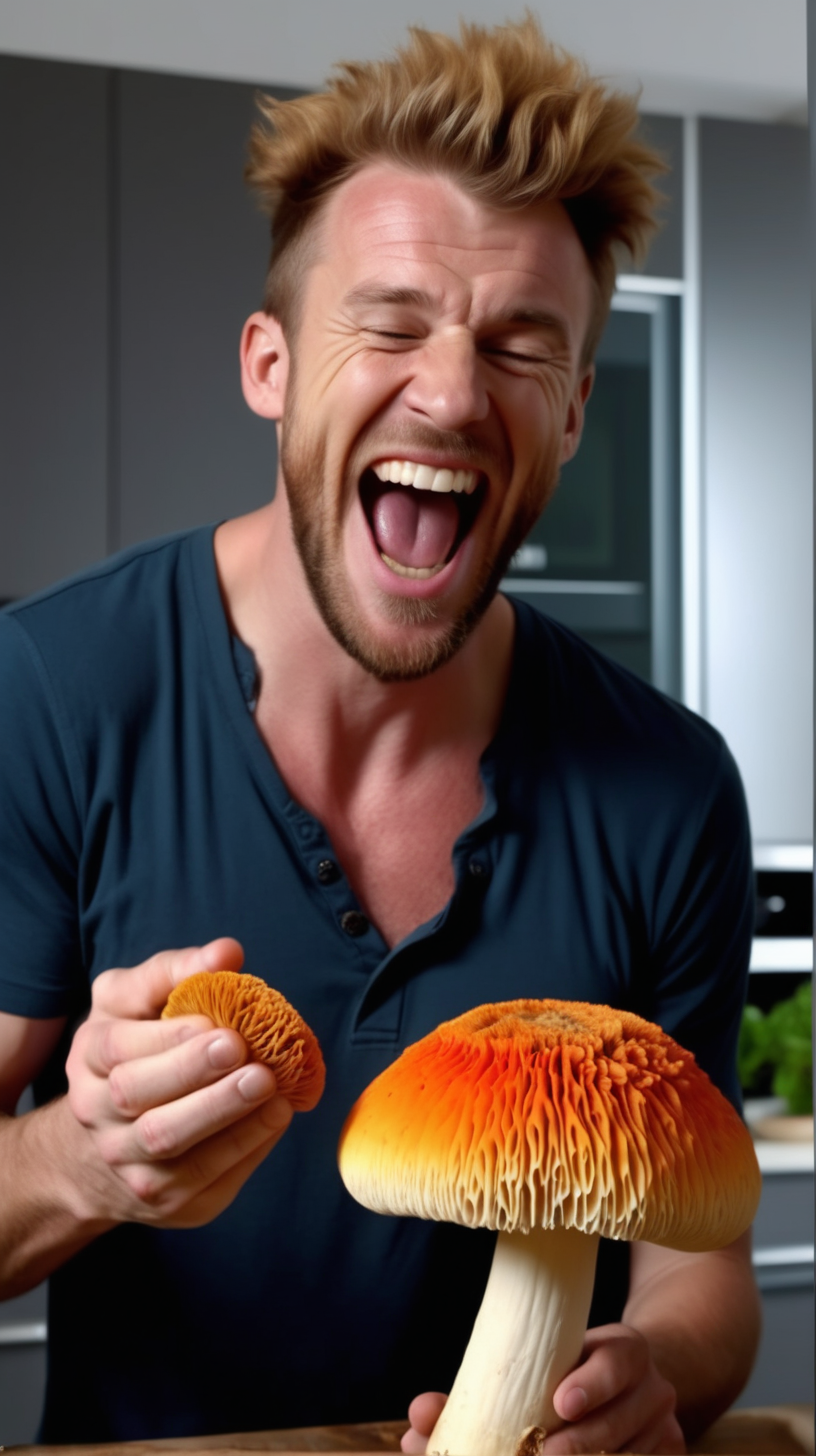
[507,309,652,583]
[503,294,680,696]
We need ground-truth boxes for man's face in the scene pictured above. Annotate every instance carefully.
[275,163,594,681]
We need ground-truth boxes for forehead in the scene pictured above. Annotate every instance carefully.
[310,162,593,342]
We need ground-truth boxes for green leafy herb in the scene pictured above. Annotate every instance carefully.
[738,981,813,1116]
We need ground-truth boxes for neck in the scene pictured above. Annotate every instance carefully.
[214,498,515,791]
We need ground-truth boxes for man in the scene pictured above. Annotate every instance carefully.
[0,17,759,1451]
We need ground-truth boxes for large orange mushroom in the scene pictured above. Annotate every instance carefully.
[163,970,325,1111]
[338,998,761,1456]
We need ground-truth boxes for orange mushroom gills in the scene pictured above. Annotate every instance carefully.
[163,970,325,1112]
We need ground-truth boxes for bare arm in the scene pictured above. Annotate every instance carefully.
[620,1233,761,1439]
[0,939,292,1301]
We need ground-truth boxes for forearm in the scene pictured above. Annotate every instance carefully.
[0,1101,115,1299]
[624,1234,761,1441]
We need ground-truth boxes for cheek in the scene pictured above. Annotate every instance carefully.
[506,381,567,470]
[307,333,400,405]
[490,383,569,531]
[342,352,407,415]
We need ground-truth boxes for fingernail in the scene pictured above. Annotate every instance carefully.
[561,1388,588,1421]
[260,1094,293,1132]
[208,1035,242,1069]
[237,1064,274,1101]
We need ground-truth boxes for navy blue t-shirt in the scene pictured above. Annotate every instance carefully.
[0,527,754,1442]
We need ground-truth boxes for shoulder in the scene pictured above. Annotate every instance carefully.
[3,527,209,646]
[507,598,750,862]
[1,527,214,701]
[510,597,730,775]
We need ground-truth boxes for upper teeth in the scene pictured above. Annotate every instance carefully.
[372,460,478,494]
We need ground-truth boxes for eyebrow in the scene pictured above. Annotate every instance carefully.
[344,285,434,310]
[344,285,573,351]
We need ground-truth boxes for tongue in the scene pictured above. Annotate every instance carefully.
[371,486,460,569]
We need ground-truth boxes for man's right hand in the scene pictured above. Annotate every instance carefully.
[62,937,292,1228]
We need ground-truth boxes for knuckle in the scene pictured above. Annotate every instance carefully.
[621,1328,650,1380]
[122,1163,193,1225]
[66,1083,96,1129]
[123,1163,165,1208]
[94,1126,125,1167]
[658,1383,678,1420]
[65,1027,90,1082]
[106,1064,134,1113]
[96,1020,121,1074]
[91,967,121,1011]
[135,1110,176,1159]
[548,1434,582,1455]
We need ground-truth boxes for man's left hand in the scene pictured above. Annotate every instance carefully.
[544,1323,685,1454]
[401,1324,685,1456]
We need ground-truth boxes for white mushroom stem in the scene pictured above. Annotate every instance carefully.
[428,1225,600,1456]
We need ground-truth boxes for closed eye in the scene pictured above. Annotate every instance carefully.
[481,344,553,367]
[364,328,425,348]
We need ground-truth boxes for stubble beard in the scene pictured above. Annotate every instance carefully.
[280,400,559,684]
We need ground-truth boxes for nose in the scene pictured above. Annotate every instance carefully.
[402,330,489,431]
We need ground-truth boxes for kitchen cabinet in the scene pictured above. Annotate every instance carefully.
[738,848,814,1408]
[738,1161,814,1408]
[0,1282,47,1445]
[0,56,282,602]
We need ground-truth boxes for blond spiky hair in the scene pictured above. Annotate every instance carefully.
[245,15,665,360]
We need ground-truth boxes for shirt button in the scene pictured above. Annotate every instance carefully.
[340,910,370,937]
[317,858,340,885]
[468,858,489,880]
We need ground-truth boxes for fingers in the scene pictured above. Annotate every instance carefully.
[401,1394,447,1454]
[90,1057,279,1168]
[111,1093,293,1224]
[91,938,245,1020]
[400,1426,429,1455]
[172,1110,292,1227]
[60,937,297,1229]
[99,1026,250,1117]
[554,1323,650,1412]
[625,1411,686,1455]
[545,1325,680,1455]
[79,1014,216,1079]
[545,1382,679,1454]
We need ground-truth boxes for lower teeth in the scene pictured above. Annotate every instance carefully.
[380,553,445,580]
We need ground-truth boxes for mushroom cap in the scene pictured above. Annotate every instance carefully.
[162,971,325,1111]
[337,999,761,1250]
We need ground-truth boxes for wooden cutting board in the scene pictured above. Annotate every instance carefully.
[10,1406,813,1456]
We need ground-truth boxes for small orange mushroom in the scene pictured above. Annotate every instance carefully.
[338,998,761,1456]
[163,971,325,1111]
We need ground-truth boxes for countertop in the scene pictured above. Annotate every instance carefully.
[8,1407,814,1456]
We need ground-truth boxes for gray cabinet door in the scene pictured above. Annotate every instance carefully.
[116,69,279,549]
[0,56,109,599]
[737,1171,815,1407]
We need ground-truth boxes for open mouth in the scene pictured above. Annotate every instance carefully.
[359,459,484,580]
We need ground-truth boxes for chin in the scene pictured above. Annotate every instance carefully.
[305,541,511,682]
[309,578,479,683]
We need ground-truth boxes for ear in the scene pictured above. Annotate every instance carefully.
[560,365,595,465]
[240,312,290,420]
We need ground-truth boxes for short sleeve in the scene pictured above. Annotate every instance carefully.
[0,611,86,1016]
